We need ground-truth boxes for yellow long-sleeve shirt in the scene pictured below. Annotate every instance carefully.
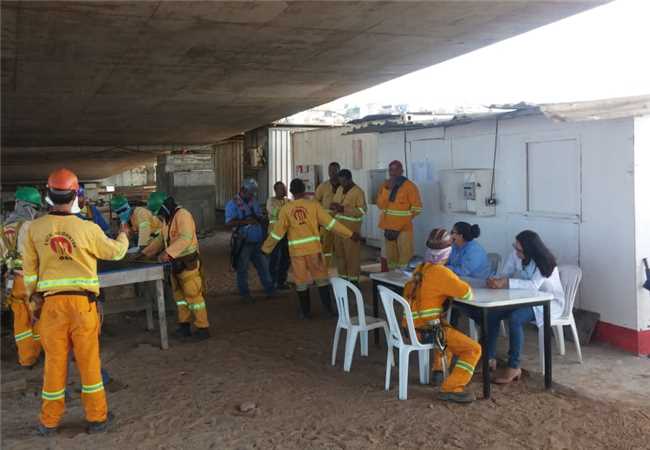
[376,179,423,232]
[130,206,162,248]
[1,219,31,271]
[143,208,199,259]
[262,198,352,257]
[22,213,128,296]
[332,184,367,233]
[314,180,338,213]
[266,197,289,226]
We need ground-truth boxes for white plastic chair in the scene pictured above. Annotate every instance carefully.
[378,285,434,400]
[330,277,391,372]
[536,265,583,373]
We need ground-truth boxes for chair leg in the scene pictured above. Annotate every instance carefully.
[469,319,478,341]
[398,349,411,400]
[331,325,342,366]
[554,325,566,356]
[538,326,545,375]
[385,346,393,391]
[570,319,583,363]
[360,330,369,357]
[383,325,395,366]
[418,348,430,385]
[343,328,359,372]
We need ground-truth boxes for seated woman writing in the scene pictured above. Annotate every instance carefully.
[486,230,565,384]
[403,228,481,403]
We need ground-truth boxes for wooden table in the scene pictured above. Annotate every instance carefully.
[99,262,168,350]
[370,270,554,399]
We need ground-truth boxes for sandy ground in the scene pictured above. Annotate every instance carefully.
[3,231,650,449]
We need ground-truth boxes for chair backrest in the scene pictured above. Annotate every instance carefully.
[378,285,423,348]
[487,252,501,275]
[330,277,368,328]
[558,265,582,319]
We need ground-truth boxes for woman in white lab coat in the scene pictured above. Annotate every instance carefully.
[486,230,565,384]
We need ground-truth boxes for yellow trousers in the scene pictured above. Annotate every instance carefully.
[385,230,414,269]
[171,265,209,329]
[8,275,42,366]
[334,235,361,282]
[433,325,481,393]
[320,227,334,267]
[39,294,106,428]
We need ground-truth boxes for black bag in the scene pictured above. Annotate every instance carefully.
[171,252,199,274]
[384,229,401,241]
[230,228,246,270]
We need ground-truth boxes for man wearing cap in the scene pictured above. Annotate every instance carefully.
[226,179,275,303]
[142,192,210,340]
[110,195,162,249]
[76,184,110,234]
[1,186,43,367]
[376,160,423,270]
[314,162,341,267]
[402,228,481,403]
[22,168,129,435]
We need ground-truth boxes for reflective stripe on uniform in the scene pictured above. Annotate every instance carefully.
[335,215,363,222]
[325,218,337,231]
[23,274,37,283]
[33,334,41,341]
[81,382,104,394]
[357,207,366,215]
[176,300,188,307]
[460,289,473,301]
[15,329,33,342]
[410,207,423,212]
[384,209,412,217]
[180,233,194,240]
[189,302,206,311]
[288,236,320,246]
[37,277,99,290]
[322,253,333,257]
[455,359,475,375]
[271,232,283,241]
[406,307,443,320]
[112,245,128,261]
[42,389,66,401]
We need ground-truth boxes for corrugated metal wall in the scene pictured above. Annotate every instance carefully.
[213,138,244,210]
[268,127,315,196]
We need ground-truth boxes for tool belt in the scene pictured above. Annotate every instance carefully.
[384,229,400,241]
[418,319,448,352]
[46,290,98,302]
[171,251,199,274]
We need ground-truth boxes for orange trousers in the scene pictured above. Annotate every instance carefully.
[8,275,42,366]
[385,230,414,269]
[432,324,482,393]
[320,227,334,267]
[171,264,209,329]
[38,294,107,428]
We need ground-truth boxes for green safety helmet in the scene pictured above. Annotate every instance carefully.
[110,195,129,211]
[15,186,42,207]
[147,191,168,215]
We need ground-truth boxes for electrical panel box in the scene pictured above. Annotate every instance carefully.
[368,169,389,205]
[440,169,496,216]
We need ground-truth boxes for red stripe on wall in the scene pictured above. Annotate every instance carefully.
[594,321,650,355]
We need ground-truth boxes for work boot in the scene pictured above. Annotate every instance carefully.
[437,391,475,404]
[174,322,192,338]
[297,290,311,319]
[431,370,445,387]
[191,328,211,341]
[36,423,57,437]
[318,285,336,318]
[87,412,114,434]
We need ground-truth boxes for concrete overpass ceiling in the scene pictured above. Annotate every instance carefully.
[1,1,608,182]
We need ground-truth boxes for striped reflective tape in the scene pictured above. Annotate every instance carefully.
[271,232,283,241]
[335,215,362,222]
[405,307,443,319]
[33,334,41,341]
[42,389,66,401]
[459,289,473,301]
[384,209,412,217]
[112,244,128,261]
[81,382,104,394]
[37,277,99,289]
[325,219,337,231]
[357,207,367,215]
[189,302,206,311]
[23,274,37,283]
[176,300,188,307]
[455,359,475,375]
[410,207,423,211]
[288,236,320,246]
[14,329,33,342]
[323,252,333,257]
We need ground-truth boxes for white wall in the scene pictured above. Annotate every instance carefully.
[634,115,650,331]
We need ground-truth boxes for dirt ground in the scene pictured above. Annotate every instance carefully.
[3,231,650,449]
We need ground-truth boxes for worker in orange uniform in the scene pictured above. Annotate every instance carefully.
[376,160,423,270]
[402,228,480,403]
[22,168,129,435]
[330,169,366,285]
[262,178,360,319]
[314,161,341,266]
[1,186,43,367]
[110,195,162,248]
[142,192,209,340]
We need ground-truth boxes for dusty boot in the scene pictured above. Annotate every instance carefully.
[87,412,115,434]
[297,290,311,319]
[36,423,58,437]
[190,328,211,341]
[174,322,192,338]
[438,390,475,404]
[431,371,445,387]
[318,285,336,318]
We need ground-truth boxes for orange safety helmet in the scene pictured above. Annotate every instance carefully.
[47,168,80,192]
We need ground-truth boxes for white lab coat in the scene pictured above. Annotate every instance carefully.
[498,251,565,327]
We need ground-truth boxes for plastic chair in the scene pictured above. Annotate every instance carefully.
[536,265,583,373]
[378,285,434,400]
[330,277,391,372]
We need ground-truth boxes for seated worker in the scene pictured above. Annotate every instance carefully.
[76,184,110,234]
[485,230,565,384]
[262,178,360,319]
[110,195,162,249]
[402,228,481,404]
[447,222,491,279]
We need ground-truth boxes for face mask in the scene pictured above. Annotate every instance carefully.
[70,195,81,214]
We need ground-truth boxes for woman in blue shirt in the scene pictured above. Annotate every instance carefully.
[447,222,491,280]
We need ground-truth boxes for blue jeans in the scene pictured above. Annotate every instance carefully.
[487,306,536,369]
[236,242,274,297]
[269,238,290,287]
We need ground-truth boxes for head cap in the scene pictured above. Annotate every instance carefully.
[47,168,80,192]
[15,186,42,207]
[147,191,168,215]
